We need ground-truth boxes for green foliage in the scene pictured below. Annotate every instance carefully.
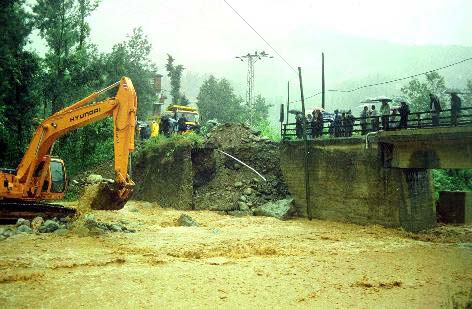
[0,0,41,167]
[103,27,158,119]
[136,133,204,161]
[197,75,246,123]
[165,54,185,104]
[253,118,281,141]
[253,95,272,122]
[432,169,472,199]
[401,72,447,112]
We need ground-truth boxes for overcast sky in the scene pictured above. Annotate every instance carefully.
[87,0,471,66]
[30,0,472,111]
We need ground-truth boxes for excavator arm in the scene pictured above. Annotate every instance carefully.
[1,77,137,210]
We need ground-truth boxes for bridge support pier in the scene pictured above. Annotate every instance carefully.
[280,140,436,232]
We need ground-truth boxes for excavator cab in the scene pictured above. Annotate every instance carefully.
[33,157,66,199]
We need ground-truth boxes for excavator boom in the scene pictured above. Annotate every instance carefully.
[0,77,137,212]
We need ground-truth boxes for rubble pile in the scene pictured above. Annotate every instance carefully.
[195,123,293,219]
[206,123,274,148]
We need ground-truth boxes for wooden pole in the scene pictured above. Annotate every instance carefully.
[322,52,325,110]
[298,67,312,220]
[286,81,290,125]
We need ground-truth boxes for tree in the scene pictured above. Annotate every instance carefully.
[33,0,83,113]
[0,0,41,166]
[103,27,159,118]
[197,75,246,123]
[253,95,272,122]
[165,54,185,104]
[401,72,447,112]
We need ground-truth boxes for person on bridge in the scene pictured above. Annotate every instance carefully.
[450,92,462,126]
[295,112,303,139]
[429,93,442,126]
[380,100,390,130]
[371,105,379,131]
[334,109,342,137]
[390,108,399,129]
[398,101,410,129]
[315,110,324,137]
[360,106,369,135]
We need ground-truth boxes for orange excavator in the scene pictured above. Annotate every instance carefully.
[0,77,137,220]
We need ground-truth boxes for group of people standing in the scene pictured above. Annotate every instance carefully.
[293,91,464,140]
[358,100,411,135]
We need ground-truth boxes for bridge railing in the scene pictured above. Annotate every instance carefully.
[281,106,472,139]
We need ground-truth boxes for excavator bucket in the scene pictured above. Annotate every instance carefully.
[87,182,133,210]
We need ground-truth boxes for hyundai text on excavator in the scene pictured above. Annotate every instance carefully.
[0,77,137,221]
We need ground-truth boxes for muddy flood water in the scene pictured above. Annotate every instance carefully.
[1,201,471,308]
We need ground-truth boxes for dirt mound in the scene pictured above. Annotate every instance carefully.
[206,123,272,148]
[194,143,290,213]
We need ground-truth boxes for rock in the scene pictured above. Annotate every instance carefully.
[109,224,123,232]
[234,181,243,188]
[16,218,31,227]
[86,174,103,184]
[2,227,15,237]
[83,213,96,223]
[227,210,252,217]
[239,195,247,202]
[243,187,253,195]
[253,198,296,220]
[176,214,199,227]
[238,202,249,211]
[16,225,32,233]
[128,206,139,212]
[31,217,44,231]
[39,220,60,233]
[54,228,69,236]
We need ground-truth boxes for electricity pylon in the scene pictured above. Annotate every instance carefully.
[236,51,272,125]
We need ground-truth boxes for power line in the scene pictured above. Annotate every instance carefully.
[290,56,472,104]
[223,0,298,74]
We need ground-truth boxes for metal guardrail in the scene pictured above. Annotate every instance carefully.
[281,107,472,139]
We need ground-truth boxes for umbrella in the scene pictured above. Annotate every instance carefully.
[372,95,392,102]
[311,106,325,112]
[288,109,302,115]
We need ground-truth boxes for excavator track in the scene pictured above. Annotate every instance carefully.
[0,201,76,224]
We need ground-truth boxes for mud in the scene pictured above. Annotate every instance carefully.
[0,201,471,308]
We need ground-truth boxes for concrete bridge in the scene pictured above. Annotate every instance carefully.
[280,126,472,231]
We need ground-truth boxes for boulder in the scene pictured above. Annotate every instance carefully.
[176,214,199,227]
[31,217,44,231]
[253,198,296,220]
[86,174,103,184]
[238,202,250,211]
[16,225,32,233]
[234,181,243,188]
[243,188,253,195]
[227,210,252,217]
[39,220,60,233]
[16,218,31,228]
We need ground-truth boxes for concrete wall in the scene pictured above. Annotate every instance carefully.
[280,139,436,231]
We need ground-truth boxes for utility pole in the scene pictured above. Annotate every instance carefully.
[236,51,273,125]
[322,52,325,110]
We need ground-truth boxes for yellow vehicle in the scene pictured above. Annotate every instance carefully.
[0,77,137,216]
[164,105,200,134]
